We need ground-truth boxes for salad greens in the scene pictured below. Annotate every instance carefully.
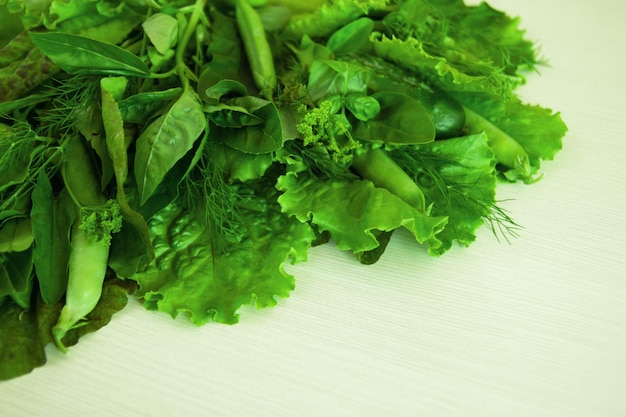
[0,0,567,380]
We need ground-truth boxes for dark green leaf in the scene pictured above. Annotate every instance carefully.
[29,32,150,77]
[203,79,249,104]
[205,103,263,128]
[0,248,34,297]
[30,173,74,305]
[0,298,47,381]
[326,17,374,56]
[134,89,206,204]
[352,92,435,145]
[118,87,183,125]
[212,99,284,154]
[307,59,370,103]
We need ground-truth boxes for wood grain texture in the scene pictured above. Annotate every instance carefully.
[1,1,625,416]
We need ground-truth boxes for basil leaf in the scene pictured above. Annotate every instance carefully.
[117,87,183,125]
[344,93,380,122]
[29,32,150,77]
[134,89,206,204]
[142,13,178,55]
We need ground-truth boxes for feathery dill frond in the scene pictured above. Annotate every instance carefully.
[36,75,101,138]
[181,141,248,253]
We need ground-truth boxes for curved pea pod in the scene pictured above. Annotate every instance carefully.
[235,0,277,100]
[464,107,539,183]
[61,136,107,208]
[51,222,109,352]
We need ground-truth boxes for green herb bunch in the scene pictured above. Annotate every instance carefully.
[0,0,567,380]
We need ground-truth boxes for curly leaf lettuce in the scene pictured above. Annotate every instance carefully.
[454,92,567,178]
[281,0,391,40]
[276,172,448,255]
[132,198,315,325]
[372,0,539,97]
[391,133,499,255]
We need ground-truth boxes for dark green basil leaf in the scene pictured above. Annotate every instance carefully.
[134,89,206,204]
[118,87,183,125]
[29,32,150,77]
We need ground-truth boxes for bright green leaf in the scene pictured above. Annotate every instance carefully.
[29,32,150,77]
[134,89,206,204]
[142,13,178,55]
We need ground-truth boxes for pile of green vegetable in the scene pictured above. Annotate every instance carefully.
[0,0,567,380]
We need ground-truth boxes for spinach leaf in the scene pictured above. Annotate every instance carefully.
[211,97,284,154]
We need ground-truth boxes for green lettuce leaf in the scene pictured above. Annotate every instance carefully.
[454,92,567,174]
[276,171,448,256]
[131,193,315,325]
[391,133,500,255]
[281,0,391,40]
[372,0,539,97]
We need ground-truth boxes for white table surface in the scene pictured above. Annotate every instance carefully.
[2,1,626,416]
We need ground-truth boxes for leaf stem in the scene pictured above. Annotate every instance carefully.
[175,0,207,90]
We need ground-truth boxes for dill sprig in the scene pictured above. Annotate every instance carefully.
[0,120,62,217]
[482,200,522,244]
[36,75,101,138]
[390,146,521,244]
[181,141,248,253]
[283,139,358,181]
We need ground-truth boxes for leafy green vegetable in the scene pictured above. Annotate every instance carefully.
[134,89,206,204]
[29,32,151,77]
[0,0,567,380]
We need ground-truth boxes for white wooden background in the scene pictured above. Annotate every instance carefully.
[1,0,625,416]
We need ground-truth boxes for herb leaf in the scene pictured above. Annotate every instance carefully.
[134,89,206,204]
[29,32,150,77]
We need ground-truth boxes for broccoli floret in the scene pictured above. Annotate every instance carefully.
[79,199,122,246]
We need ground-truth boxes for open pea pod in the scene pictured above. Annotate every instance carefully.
[352,91,435,145]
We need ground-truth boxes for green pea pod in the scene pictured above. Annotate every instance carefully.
[235,0,277,100]
[51,222,109,352]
